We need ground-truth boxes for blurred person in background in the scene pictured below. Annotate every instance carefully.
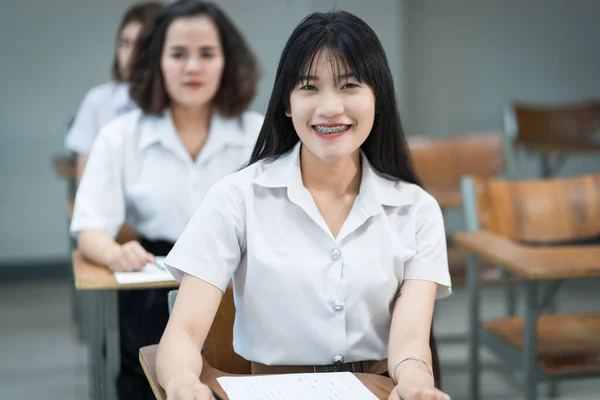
[65,2,163,183]
[70,0,261,398]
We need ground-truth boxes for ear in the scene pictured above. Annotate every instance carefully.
[285,109,292,118]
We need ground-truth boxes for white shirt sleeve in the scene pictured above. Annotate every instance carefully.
[65,89,101,155]
[164,178,245,292]
[69,124,126,239]
[403,193,452,299]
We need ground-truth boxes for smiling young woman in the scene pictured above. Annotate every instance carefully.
[157,9,452,400]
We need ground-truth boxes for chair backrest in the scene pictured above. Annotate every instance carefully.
[168,290,177,314]
[167,286,251,374]
[408,132,507,208]
[462,174,600,244]
[511,101,600,145]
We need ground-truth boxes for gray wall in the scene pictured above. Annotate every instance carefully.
[0,0,407,264]
[404,0,600,233]
[404,0,600,177]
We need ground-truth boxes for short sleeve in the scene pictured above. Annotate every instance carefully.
[69,124,126,239]
[164,179,245,292]
[403,194,452,299]
[65,89,101,155]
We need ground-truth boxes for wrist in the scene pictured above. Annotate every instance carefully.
[393,365,435,388]
[102,242,122,266]
[391,357,434,384]
[165,372,200,395]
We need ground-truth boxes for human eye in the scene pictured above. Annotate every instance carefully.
[171,51,185,59]
[299,84,317,91]
[342,83,359,89]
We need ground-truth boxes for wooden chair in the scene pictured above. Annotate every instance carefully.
[505,101,600,177]
[166,290,443,386]
[167,287,251,374]
[408,132,511,286]
[454,173,600,400]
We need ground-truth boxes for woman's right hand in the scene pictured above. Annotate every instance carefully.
[166,380,218,400]
[104,240,155,272]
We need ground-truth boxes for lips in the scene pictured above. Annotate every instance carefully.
[312,124,352,135]
[184,82,204,88]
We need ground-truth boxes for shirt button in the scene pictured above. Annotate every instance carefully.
[330,248,341,261]
[332,300,345,313]
[332,355,344,366]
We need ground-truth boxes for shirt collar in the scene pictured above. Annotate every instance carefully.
[112,82,136,113]
[138,110,249,160]
[253,141,412,215]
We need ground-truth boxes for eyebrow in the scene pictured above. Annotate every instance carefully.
[297,73,357,82]
[168,45,217,51]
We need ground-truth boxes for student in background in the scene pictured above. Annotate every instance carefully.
[65,2,163,183]
[70,1,261,398]
[158,10,452,400]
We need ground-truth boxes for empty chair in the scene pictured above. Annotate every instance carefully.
[454,173,600,400]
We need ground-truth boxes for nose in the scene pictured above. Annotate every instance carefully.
[185,55,202,74]
[316,91,344,118]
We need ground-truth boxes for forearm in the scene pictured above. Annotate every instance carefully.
[388,280,437,384]
[78,230,120,266]
[157,324,205,392]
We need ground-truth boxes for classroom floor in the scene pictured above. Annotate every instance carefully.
[0,275,599,399]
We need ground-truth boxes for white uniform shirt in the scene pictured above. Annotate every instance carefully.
[65,81,136,155]
[70,109,263,242]
[165,141,452,366]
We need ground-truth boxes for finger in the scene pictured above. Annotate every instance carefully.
[193,385,214,399]
[129,242,151,270]
[147,252,156,264]
[387,387,402,400]
[132,243,155,270]
[123,248,144,271]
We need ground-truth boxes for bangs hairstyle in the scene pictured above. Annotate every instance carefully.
[248,10,420,188]
[111,2,163,82]
[129,0,258,117]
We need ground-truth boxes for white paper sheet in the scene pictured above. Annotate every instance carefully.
[114,256,174,284]
[216,372,379,400]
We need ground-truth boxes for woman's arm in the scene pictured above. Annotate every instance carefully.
[387,280,450,400]
[157,273,224,397]
[78,230,151,272]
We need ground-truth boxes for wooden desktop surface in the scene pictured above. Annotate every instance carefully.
[52,153,76,180]
[453,230,600,280]
[72,250,178,291]
[139,345,396,400]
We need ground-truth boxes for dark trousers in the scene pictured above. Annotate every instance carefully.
[116,238,174,400]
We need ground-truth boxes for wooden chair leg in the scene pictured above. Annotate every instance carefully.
[523,281,540,400]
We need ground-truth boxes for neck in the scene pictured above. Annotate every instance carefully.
[300,146,361,196]
[170,104,212,135]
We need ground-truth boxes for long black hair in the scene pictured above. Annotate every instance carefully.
[248,10,420,187]
[248,10,442,387]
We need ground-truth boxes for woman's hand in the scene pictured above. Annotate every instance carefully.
[165,373,217,400]
[104,240,155,272]
[388,366,450,400]
[166,378,218,400]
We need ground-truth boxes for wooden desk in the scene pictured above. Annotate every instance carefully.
[72,250,178,290]
[139,345,396,400]
[453,229,600,400]
[73,250,178,400]
[52,153,76,180]
[453,231,600,280]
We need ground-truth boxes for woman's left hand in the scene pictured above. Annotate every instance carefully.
[387,367,451,400]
